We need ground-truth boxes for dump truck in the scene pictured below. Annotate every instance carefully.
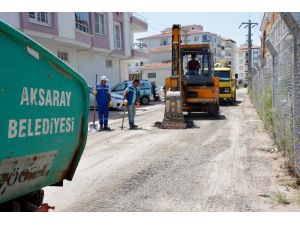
[214,61,237,104]
[161,24,219,129]
[0,20,89,211]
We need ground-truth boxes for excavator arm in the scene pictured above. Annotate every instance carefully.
[161,24,187,129]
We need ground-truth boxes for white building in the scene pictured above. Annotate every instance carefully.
[0,12,148,87]
[137,24,236,86]
[220,37,237,73]
[235,43,261,85]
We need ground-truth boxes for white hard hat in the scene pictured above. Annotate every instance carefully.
[100,76,108,81]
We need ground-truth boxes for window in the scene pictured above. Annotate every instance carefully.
[113,23,121,49]
[194,36,199,42]
[160,38,169,46]
[202,35,211,42]
[239,53,243,57]
[28,12,52,26]
[106,59,112,68]
[201,52,210,76]
[116,83,126,91]
[148,73,156,79]
[95,13,105,35]
[57,51,69,62]
[140,81,151,89]
[214,71,230,81]
[239,59,243,63]
[75,12,90,33]
[239,66,243,70]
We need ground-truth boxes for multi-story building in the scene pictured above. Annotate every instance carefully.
[136,24,236,86]
[220,37,237,72]
[235,43,261,85]
[0,12,148,87]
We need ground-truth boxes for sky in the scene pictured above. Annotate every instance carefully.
[134,12,264,47]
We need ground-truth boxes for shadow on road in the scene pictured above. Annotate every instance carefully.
[88,101,165,122]
[185,113,226,121]
[220,100,242,107]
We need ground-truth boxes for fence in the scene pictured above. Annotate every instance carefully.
[249,13,300,175]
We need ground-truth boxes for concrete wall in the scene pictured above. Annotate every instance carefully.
[148,51,171,63]
[40,43,122,87]
[142,67,170,86]
[42,43,79,72]
[123,12,131,57]
[77,51,121,87]
[0,12,20,28]
[57,12,75,39]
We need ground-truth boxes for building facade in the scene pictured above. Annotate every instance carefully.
[136,24,236,86]
[235,43,261,85]
[0,12,148,87]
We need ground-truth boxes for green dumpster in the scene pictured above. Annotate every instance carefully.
[0,20,89,209]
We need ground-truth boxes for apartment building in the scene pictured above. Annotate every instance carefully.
[220,37,236,73]
[235,43,261,85]
[136,24,236,86]
[0,12,148,87]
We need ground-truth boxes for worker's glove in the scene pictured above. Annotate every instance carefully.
[109,100,113,108]
[93,90,97,95]
[135,101,140,107]
[123,100,128,106]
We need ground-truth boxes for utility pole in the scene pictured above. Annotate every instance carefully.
[239,20,258,74]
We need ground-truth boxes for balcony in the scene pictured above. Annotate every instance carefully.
[130,12,148,32]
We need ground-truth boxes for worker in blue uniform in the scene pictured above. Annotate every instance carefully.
[94,76,111,131]
[124,79,140,129]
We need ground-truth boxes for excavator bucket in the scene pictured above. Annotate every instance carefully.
[161,91,187,129]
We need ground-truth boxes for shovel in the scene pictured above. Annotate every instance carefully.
[121,104,126,130]
[90,74,98,132]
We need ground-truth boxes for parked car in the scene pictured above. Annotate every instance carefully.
[88,86,124,110]
[111,80,152,105]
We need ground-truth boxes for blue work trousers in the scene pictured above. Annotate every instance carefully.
[127,104,136,125]
[97,102,109,126]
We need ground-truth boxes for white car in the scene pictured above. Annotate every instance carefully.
[89,86,124,110]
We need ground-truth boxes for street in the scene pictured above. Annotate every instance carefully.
[43,88,298,211]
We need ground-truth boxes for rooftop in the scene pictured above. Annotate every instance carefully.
[148,45,172,52]
[236,43,261,50]
[143,61,172,68]
[137,24,223,41]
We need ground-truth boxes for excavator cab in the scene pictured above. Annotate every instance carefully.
[182,46,214,86]
[161,24,219,129]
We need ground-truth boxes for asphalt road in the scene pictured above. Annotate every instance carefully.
[44,88,298,211]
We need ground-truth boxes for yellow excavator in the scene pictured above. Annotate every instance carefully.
[161,24,220,129]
